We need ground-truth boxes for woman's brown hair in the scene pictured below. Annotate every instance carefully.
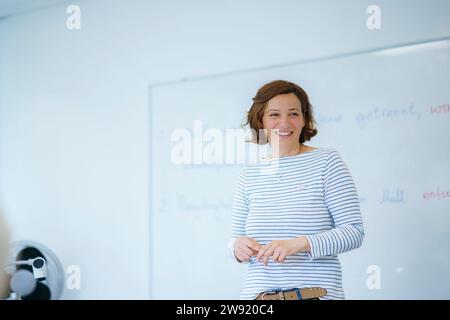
[244,80,318,144]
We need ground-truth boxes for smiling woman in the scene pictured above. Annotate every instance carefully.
[245,80,317,152]
[229,80,365,300]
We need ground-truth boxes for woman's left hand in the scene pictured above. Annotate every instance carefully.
[256,236,310,266]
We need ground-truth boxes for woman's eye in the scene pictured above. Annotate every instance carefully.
[269,114,279,117]
[290,113,299,116]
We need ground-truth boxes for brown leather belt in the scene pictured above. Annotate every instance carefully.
[255,287,327,300]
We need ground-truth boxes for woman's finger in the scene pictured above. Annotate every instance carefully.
[256,246,268,261]
[238,252,251,262]
[272,247,282,262]
[250,241,262,252]
[240,245,254,256]
[262,246,276,265]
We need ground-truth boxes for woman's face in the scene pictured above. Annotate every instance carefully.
[262,93,305,148]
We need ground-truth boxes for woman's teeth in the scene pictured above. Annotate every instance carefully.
[275,131,293,136]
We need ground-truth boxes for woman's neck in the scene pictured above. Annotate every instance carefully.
[272,143,303,158]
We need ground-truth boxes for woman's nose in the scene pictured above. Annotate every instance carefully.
[278,115,290,127]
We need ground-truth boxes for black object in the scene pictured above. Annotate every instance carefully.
[22,282,51,300]
[15,247,51,300]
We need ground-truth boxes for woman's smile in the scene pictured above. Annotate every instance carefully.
[274,129,294,137]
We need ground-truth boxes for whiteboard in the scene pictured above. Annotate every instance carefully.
[149,39,450,299]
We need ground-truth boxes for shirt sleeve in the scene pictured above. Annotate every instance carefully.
[229,168,250,264]
[304,149,365,260]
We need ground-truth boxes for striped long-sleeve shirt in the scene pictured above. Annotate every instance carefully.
[229,147,364,299]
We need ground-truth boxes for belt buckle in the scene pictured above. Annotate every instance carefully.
[261,290,276,300]
[261,289,284,300]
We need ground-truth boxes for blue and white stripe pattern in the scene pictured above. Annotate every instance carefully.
[230,148,364,299]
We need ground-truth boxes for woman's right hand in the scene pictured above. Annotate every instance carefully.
[233,237,262,262]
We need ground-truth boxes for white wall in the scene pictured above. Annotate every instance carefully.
[0,0,449,299]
